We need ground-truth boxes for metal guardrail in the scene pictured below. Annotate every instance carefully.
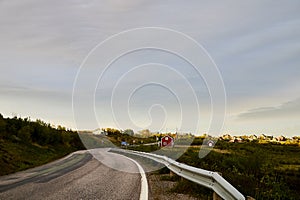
[113,148,245,200]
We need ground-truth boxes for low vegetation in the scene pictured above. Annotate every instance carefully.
[1,116,299,199]
[0,114,85,176]
[104,128,157,146]
[128,138,300,200]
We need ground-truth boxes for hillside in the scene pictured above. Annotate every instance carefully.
[0,114,85,176]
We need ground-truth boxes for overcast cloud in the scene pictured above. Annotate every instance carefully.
[0,0,299,136]
[237,98,300,120]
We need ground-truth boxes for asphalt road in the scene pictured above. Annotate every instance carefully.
[0,149,144,200]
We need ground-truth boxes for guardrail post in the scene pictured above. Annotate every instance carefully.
[169,170,175,177]
[213,172,223,200]
[213,192,223,200]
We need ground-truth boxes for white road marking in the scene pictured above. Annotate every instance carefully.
[124,156,148,200]
[93,148,148,200]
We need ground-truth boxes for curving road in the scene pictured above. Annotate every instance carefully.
[0,148,146,200]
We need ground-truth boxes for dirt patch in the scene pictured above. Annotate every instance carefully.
[212,148,231,154]
[147,173,201,200]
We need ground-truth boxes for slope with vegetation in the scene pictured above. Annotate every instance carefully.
[0,114,85,176]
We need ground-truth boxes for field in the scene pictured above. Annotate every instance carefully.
[128,140,300,200]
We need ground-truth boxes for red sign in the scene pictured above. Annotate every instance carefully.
[161,135,174,147]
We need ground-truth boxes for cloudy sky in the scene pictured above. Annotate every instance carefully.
[0,0,299,136]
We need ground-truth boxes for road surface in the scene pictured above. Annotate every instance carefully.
[0,148,145,200]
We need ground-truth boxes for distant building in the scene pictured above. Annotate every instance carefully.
[221,134,232,141]
[259,134,267,140]
[229,136,243,143]
[235,137,243,143]
[93,128,106,135]
[276,135,286,141]
[249,134,258,141]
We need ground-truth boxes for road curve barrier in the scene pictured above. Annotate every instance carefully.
[112,148,245,200]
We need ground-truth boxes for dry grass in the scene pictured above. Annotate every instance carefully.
[147,173,202,200]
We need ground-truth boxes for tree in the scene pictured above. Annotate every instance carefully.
[123,129,134,136]
[0,115,6,137]
[17,125,32,142]
[138,129,151,138]
[105,128,121,135]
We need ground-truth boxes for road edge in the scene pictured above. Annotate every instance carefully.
[123,156,149,200]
